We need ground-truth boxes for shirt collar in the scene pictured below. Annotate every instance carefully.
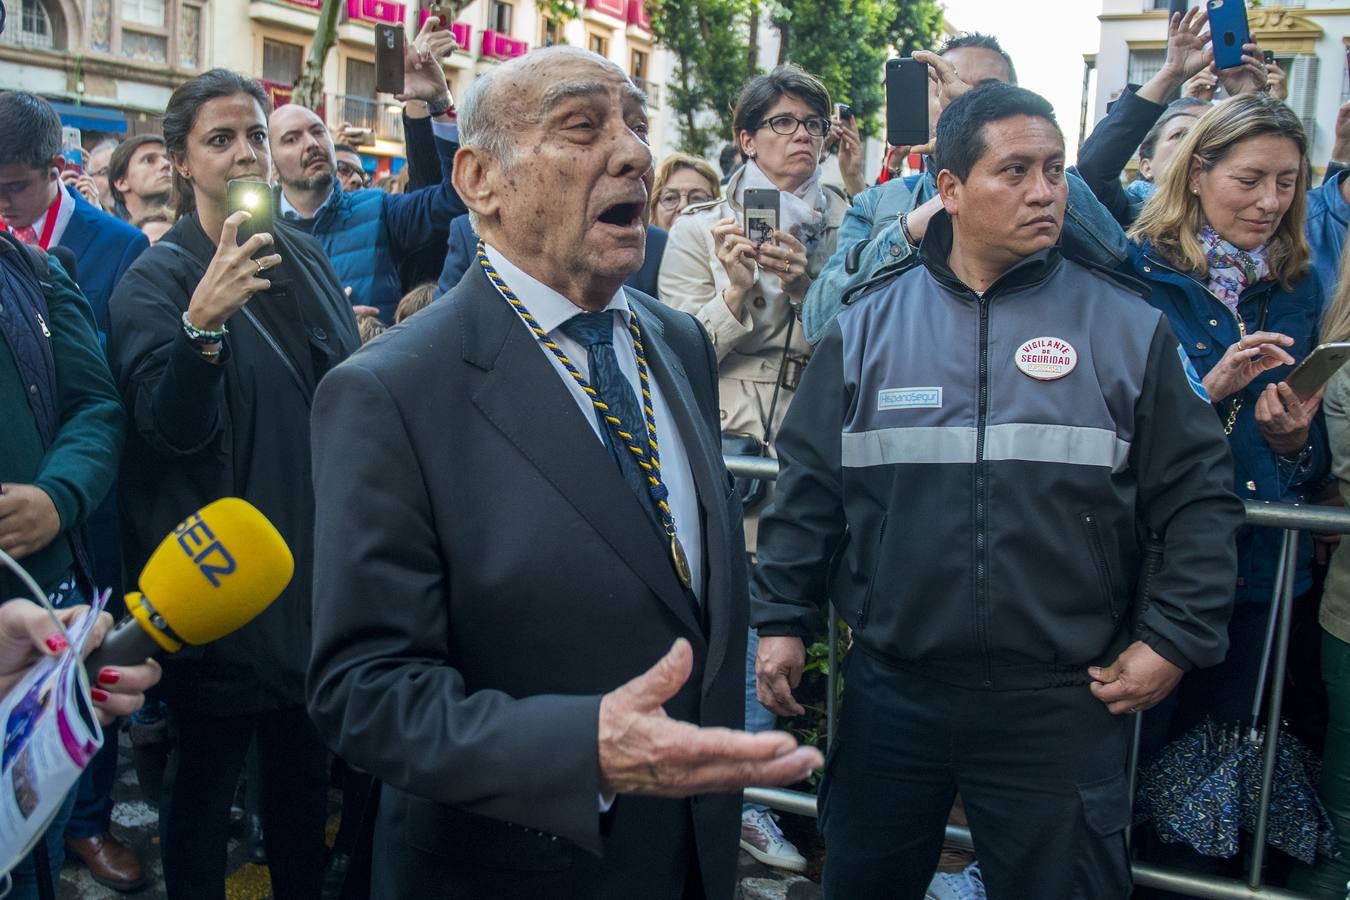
[482,241,629,334]
[279,183,337,222]
[31,183,75,248]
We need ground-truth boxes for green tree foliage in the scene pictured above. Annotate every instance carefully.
[771,0,943,137]
[650,0,753,156]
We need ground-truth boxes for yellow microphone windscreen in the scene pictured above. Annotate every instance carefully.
[137,497,295,646]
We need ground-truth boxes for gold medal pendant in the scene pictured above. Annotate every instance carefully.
[670,535,692,589]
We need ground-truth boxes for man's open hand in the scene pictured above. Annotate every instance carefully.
[1088,640,1184,715]
[598,639,821,797]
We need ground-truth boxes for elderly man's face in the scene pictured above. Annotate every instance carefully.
[482,55,652,301]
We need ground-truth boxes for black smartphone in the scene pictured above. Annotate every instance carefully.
[1207,0,1250,71]
[836,103,853,122]
[885,57,929,148]
[375,23,405,95]
[743,188,780,247]
[226,179,274,243]
[1263,49,1275,66]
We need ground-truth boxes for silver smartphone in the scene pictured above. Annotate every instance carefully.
[1286,341,1350,399]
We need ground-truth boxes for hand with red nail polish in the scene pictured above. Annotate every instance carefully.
[0,599,162,724]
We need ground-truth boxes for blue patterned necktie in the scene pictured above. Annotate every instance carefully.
[559,310,660,528]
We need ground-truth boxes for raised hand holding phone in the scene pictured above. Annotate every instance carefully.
[185,210,282,335]
[397,16,458,106]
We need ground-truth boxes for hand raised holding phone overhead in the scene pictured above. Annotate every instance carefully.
[396,16,459,105]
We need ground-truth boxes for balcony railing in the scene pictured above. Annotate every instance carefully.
[329,93,405,143]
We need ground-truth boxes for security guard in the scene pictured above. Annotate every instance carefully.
[751,83,1244,899]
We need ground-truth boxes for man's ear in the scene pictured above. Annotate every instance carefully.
[936,168,961,216]
[48,156,64,179]
[452,146,499,225]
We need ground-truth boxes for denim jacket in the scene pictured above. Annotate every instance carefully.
[802,167,1130,343]
[1129,241,1328,602]
[1305,168,1348,309]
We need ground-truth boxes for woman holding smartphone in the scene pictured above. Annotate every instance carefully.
[107,69,358,898]
[657,63,849,875]
[1117,94,1327,882]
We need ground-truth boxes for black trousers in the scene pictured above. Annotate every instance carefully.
[819,650,1132,900]
[160,705,328,900]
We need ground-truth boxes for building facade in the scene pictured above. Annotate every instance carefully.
[0,0,669,176]
[1089,1,1350,169]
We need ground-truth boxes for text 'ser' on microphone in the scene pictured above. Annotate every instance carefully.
[84,497,294,674]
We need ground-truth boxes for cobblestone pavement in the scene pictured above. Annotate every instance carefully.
[52,736,824,899]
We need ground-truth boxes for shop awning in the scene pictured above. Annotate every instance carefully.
[46,100,128,134]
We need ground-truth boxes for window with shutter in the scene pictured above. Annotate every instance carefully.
[1127,50,1166,87]
[1287,54,1321,148]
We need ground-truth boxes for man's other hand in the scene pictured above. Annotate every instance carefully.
[598,638,821,797]
[0,484,61,560]
[756,635,806,717]
[1088,640,1184,715]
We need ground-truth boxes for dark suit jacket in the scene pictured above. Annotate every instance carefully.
[437,216,668,300]
[57,185,148,339]
[308,264,747,899]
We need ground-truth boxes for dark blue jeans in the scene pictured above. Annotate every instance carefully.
[818,650,1132,900]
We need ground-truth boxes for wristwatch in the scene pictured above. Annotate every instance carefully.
[181,310,227,343]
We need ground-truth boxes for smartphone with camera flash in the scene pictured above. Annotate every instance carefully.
[1287,342,1350,400]
[1207,0,1251,71]
[226,179,274,242]
[885,57,929,148]
[375,24,405,95]
[836,103,853,122]
[743,189,780,247]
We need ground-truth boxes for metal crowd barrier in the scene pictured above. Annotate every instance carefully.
[724,454,1350,900]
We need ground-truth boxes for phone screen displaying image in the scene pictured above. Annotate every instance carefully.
[743,188,780,247]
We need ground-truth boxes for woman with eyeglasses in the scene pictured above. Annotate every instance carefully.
[648,153,720,231]
[658,63,850,876]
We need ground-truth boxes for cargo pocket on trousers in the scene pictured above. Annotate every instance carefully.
[1077,771,1130,837]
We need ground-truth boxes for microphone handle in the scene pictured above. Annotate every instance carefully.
[83,615,164,676]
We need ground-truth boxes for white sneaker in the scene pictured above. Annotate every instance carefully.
[924,863,987,900]
[739,808,807,873]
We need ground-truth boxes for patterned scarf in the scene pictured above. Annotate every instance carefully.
[1199,225,1272,313]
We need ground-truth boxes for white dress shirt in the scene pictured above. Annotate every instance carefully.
[483,242,707,604]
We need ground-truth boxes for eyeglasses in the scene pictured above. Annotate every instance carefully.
[657,188,714,209]
[335,162,365,179]
[758,114,831,138]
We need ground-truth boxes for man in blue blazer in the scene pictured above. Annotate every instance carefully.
[0,98,147,340]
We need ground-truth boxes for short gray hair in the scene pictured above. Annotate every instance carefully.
[457,45,638,233]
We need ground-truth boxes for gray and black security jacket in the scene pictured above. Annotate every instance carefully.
[751,214,1245,690]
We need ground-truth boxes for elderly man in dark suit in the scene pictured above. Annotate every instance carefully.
[307,45,820,900]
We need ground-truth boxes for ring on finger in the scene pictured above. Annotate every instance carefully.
[256,260,266,276]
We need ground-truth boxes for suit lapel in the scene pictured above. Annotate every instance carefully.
[628,292,736,689]
[462,269,706,640]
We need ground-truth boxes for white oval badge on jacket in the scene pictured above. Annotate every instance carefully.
[1015,337,1078,381]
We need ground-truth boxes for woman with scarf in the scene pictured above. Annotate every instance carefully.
[657,63,848,876]
[1120,93,1327,886]
[107,69,359,898]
